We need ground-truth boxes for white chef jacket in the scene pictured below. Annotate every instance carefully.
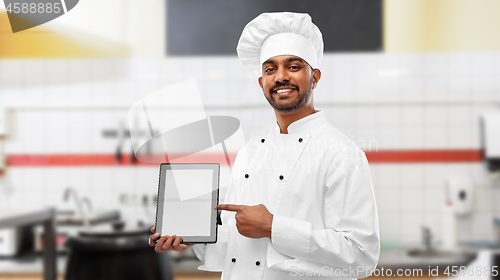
[193,111,380,279]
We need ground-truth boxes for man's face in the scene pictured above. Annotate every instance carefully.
[258,55,320,113]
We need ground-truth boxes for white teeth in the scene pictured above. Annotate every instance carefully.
[276,89,293,94]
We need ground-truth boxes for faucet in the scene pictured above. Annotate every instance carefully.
[422,226,433,251]
[63,187,90,229]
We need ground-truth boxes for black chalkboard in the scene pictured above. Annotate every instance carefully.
[166,0,382,55]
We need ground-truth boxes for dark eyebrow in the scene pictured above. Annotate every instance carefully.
[286,57,305,64]
[262,59,275,65]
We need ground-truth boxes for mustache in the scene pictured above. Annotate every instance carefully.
[269,81,299,93]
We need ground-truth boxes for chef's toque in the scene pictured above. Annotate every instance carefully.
[236,12,324,76]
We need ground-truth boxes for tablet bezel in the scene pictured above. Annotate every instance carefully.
[155,163,219,244]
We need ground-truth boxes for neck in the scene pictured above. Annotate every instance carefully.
[275,104,315,134]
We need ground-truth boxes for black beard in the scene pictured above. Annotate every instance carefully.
[264,79,314,113]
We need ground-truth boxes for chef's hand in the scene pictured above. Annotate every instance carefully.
[148,226,194,253]
[215,204,273,239]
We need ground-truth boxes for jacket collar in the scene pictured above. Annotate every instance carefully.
[274,110,324,135]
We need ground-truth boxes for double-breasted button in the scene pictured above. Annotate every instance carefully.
[279,175,284,180]
[256,261,261,266]
[245,174,249,178]
[298,138,303,143]
[231,258,236,263]
[261,139,265,143]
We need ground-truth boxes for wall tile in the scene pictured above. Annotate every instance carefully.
[314,84,332,103]
[22,128,46,153]
[423,189,446,211]
[401,212,423,244]
[400,189,423,211]
[377,106,400,126]
[354,54,380,78]
[355,106,378,126]
[68,83,91,105]
[475,189,493,211]
[330,55,354,78]
[378,211,401,241]
[89,168,113,192]
[130,59,161,82]
[354,78,379,102]
[423,164,448,189]
[23,87,46,106]
[23,60,46,85]
[423,53,447,77]
[424,105,448,126]
[46,60,69,84]
[90,81,113,105]
[21,168,43,190]
[46,84,69,105]
[328,106,354,127]
[400,126,424,148]
[378,78,400,101]
[424,78,448,101]
[46,131,68,153]
[400,77,424,101]
[448,77,471,100]
[471,77,495,100]
[424,126,448,149]
[401,105,424,126]
[0,60,23,85]
[374,189,400,211]
[377,126,400,149]
[471,212,494,241]
[68,131,91,152]
[90,59,116,82]
[399,53,424,77]
[471,52,495,77]
[447,53,471,77]
[354,126,378,151]
[448,126,473,148]
[331,78,355,101]
[400,165,424,189]
[378,164,401,189]
[68,59,91,83]
[448,105,473,126]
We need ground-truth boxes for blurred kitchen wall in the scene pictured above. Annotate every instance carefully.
[0,0,499,254]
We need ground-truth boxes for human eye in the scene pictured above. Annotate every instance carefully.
[264,67,275,73]
[289,65,300,70]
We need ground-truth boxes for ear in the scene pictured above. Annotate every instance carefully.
[312,69,321,89]
[258,76,263,89]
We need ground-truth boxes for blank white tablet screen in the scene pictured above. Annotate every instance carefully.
[161,169,213,236]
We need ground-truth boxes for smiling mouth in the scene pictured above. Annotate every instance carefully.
[277,89,293,93]
[273,88,297,96]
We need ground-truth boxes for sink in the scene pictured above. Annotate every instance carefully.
[57,210,121,226]
[407,248,472,259]
[377,248,478,273]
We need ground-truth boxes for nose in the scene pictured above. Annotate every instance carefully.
[274,67,290,83]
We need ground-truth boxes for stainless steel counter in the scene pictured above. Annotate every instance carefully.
[0,208,57,280]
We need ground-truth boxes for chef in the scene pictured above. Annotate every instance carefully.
[150,12,380,279]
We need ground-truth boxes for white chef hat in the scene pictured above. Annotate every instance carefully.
[236,12,324,76]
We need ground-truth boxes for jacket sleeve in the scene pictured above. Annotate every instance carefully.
[270,145,380,278]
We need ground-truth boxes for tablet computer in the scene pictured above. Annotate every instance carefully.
[155,163,219,244]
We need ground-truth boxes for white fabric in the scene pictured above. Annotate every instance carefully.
[193,111,380,279]
[237,12,324,76]
[260,33,318,69]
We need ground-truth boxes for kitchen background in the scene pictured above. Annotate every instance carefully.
[1,0,500,279]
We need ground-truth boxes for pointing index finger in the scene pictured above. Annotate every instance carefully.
[215,204,243,212]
